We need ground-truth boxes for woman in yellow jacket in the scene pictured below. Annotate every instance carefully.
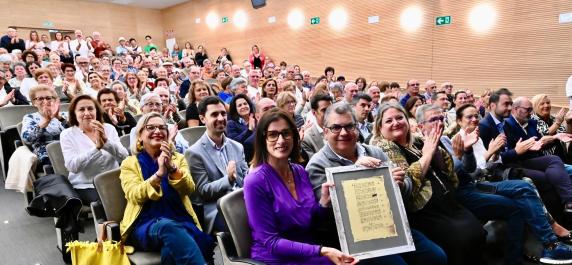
[119,112,214,264]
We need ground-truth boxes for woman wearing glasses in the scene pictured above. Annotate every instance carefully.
[244,109,358,264]
[21,85,68,166]
[276,91,305,129]
[369,103,485,265]
[119,113,214,264]
[60,94,128,205]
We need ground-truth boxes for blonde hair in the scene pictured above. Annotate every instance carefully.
[132,112,170,155]
[275,91,296,109]
[33,68,53,81]
[530,94,550,116]
[29,84,58,102]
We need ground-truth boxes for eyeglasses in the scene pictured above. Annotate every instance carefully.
[144,124,168,132]
[33,96,56,102]
[327,123,356,134]
[518,107,533,113]
[463,114,480,120]
[424,115,445,124]
[294,79,302,81]
[144,102,162,108]
[285,100,296,105]
[410,83,420,86]
[265,129,293,142]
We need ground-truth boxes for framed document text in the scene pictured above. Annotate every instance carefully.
[326,165,415,259]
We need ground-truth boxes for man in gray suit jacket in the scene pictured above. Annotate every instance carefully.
[301,94,332,159]
[305,102,448,265]
[186,96,248,234]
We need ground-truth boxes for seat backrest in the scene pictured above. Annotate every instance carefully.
[133,114,143,122]
[178,110,186,119]
[59,103,70,112]
[46,141,70,177]
[179,126,206,146]
[119,134,131,154]
[218,188,252,258]
[93,168,126,222]
[0,105,37,131]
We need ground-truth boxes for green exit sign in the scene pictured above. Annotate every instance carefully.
[436,16,452,26]
[310,17,320,25]
[222,16,229,23]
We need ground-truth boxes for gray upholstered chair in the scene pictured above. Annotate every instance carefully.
[217,188,265,265]
[179,126,206,146]
[119,134,131,155]
[92,168,161,265]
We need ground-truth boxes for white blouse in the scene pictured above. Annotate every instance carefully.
[60,123,128,189]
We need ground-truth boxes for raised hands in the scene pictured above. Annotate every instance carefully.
[91,120,107,149]
[168,124,178,143]
[488,133,506,154]
[422,125,442,159]
[226,160,236,182]
[555,133,572,143]
[2,89,14,106]
[515,137,537,154]
[248,113,256,131]
[157,141,173,176]
[463,127,480,150]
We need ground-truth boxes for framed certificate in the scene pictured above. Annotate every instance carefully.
[326,164,415,259]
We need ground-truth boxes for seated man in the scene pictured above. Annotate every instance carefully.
[97,88,136,135]
[187,96,248,234]
[479,89,572,214]
[301,94,332,159]
[306,102,446,265]
[129,93,189,153]
[153,86,186,129]
[351,93,373,142]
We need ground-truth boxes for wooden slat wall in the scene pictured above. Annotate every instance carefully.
[0,0,165,52]
[163,0,572,105]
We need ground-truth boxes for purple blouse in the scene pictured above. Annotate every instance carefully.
[244,163,332,264]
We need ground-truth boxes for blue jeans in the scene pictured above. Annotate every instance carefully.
[457,180,557,265]
[147,218,207,265]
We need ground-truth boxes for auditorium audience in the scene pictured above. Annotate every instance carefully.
[119,112,214,264]
[187,96,248,234]
[61,94,128,205]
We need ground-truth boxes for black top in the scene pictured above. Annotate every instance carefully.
[0,35,25,53]
[103,111,137,136]
[194,52,208,67]
[2,83,29,105]
[185,103,204,126]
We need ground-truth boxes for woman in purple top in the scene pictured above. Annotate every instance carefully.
[244,109,358,265]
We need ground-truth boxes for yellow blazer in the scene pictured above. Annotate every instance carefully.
[119,153,202,242]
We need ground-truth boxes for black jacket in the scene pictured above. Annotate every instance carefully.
[2,83,30,105]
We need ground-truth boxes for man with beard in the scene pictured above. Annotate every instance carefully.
[479,88,572,213]
[187,96,248,234]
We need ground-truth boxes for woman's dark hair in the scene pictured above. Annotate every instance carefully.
[355,77,367,90]
[55,32,63,41]
[404,96,422,118]
[389,82,400,89]
[22,50,39,62]
[25,61,41,77]
[324,66,335,75]
[456,104,477,123]
[314,75,327,86]
[97,88,120,103]
[198,96,223,116]
[29,30,39,41]
[68,94,104,126]
[261,78,278,98]
[251,109,302,166]
[184,41,193,49]
[228,94,255,121]
[60,63,76,73]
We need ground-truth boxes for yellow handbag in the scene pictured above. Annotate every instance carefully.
[66,222,130,265]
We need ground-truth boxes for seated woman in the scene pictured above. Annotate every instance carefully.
[60,63,84,102]
[186,80,212,127]
[369,103,485,265]
[276,91,305,129]
[227,94,256,163]
[60,94,128,205]
[450,103,572,264]
[261,78,278,100]
[83,71,105,98]
[244,109,358,265]
[21,85,68,166]
[531,94,572,160]
[111,80,141,115]
[404,95,423,136]
[119,113,214,264]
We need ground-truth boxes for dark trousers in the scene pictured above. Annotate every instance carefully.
[518,155,572,203]
[457,180,557,265]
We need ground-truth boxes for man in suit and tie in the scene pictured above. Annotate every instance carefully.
[187,96,248,233]
[301,94,332,159]
[479,88,572,213]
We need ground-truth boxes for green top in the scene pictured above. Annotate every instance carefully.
[143,44,158,54]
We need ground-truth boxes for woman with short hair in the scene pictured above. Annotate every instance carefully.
[276,91,304,129]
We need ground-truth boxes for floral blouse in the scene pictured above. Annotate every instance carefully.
[370,136,458,212]
[531,113,567,155]
[21,112,68,162]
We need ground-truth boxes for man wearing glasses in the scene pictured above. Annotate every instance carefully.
[423,80,437,103]
[479,89,572,214]
[75,56,90,83]
[187,96,248,234]
[306,102,446,265]
[400,79,423,107]
[0,70,28,107]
